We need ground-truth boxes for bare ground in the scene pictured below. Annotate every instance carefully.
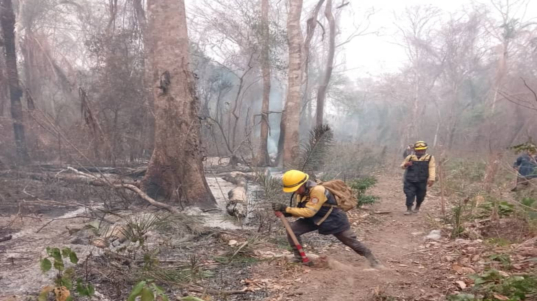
[250,174,455,301]
[1,171,535,301]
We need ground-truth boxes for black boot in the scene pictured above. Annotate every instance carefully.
[290,250,302,263]
[365,253,381,268]
[404,206,413,215]
[413,205,420,213]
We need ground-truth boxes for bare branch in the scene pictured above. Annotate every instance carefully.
[66,167,180,214]
[206,116,233,154]
[521,77,537,103]
[499,91,537,112]
[317,20,326,40]
[335,8,377,48]
[336,2,349,9]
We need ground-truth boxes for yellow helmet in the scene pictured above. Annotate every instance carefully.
[282,170,309,193]
[414,141,428,150]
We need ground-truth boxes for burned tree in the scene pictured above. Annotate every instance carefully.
[1,0,30,162]
[142,0,215,208]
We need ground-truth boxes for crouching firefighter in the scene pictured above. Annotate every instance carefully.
[401,141,436,215]
[271,170,381,268]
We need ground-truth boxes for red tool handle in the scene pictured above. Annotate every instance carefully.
[275,211,310,265]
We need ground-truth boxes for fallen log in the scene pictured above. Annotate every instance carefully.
[66,167,180,214]
[226,185,247,218]
[0,169,137,186]
[0,235,12,243]
[214,171,256,185]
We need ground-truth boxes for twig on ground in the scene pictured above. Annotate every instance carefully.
[231,241,249,260]
[0,235,12,243]
[36,215,92,233]
[185,286,248,295]
[66,167,179,214]
[22,187,85,208]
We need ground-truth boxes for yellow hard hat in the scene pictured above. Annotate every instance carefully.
[414,141,428,150]
[282,170,309,193]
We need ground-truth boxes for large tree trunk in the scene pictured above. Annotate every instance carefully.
[281,0,304,167]
[315,0,335,128]
[1,0,30,163]
[21,23,38,98]
[142,0,215,209]
[0,53,6,116]
[257,0,271,166]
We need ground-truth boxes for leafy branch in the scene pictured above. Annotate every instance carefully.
[297,124,333,174]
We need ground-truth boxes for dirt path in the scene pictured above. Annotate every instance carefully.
[255,174,445,301]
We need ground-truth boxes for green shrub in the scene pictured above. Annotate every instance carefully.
[448,269,537,301]
[127,280,170,301]
[479,201,515,218]
[358,195,379,206]
[521,197,536,207]
[350,176,378,194]
[39,247,94,301]
[350,176,379,207]
[488,254,512,269]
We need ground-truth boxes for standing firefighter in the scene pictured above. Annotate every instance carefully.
[401,141,436,215]
[271,170,381,268]
[512,149,537,191]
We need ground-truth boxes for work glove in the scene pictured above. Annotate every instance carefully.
[271,202,287,212]
[404,161,413,167]
[427,180,435,187]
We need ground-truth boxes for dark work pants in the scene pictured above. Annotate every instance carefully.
[404,180,427,208]
[287,219,372,259]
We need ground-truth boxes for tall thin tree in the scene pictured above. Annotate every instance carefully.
[315,0,335,128]
[0,48,6,116]
[281,0,304,167]
[1,0,30,162]
[257,0,271,166]
[315,0,336,128]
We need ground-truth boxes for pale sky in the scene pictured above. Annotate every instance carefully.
[341,0,470,76]
[185,0,537,77]
[339,0,537,77]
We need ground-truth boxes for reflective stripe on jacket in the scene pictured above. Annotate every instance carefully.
[285,181,350,235]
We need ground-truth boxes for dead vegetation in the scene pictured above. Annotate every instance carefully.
[0,0,536,300]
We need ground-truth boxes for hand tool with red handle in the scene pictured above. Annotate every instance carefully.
[274,211,311,265]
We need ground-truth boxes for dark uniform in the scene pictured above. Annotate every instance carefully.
[284,181,375,262]
[403,147,414,183]
[513,153,537,189]
[401,154,435,210]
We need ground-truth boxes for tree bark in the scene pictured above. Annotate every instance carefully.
[257,0,271,166]
[303,0,325,77]
[281,0,304,167]
[1,0,30,163]
[0,53,6,116]
[483,151,502,193]
[300,0,324,129]
[315,0,335,128]
[142,0,215,209]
